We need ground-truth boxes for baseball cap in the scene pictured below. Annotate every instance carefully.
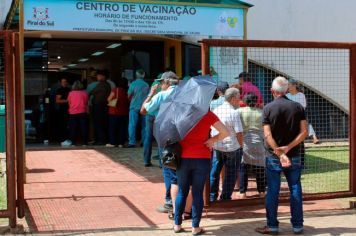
[217,81,229,93]
[238,71,249,79]
[157,71,179,81]
[155,73,163,81]
[289,78,298,84]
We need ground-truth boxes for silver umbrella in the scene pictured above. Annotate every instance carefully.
[153,75,217,148]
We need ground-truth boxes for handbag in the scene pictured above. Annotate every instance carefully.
[161,140,182,170]
[108,88,118,107]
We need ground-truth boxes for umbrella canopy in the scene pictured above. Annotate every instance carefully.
[154,75,217,148]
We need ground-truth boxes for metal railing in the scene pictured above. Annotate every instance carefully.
[201,39,356,207]
[0,31,25,228]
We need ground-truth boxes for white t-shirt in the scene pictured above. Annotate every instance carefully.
[286,92,306,109]
[211,102,243,152]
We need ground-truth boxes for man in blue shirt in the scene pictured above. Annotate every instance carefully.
[140,71,179,213]
[126,69,150,148]
[140,71,178,166]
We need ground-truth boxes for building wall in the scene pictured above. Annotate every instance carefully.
[245,0,356,42]
[244,0,351,112]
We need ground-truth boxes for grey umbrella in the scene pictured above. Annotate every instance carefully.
[153,75,217,148]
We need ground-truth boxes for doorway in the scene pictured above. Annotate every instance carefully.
[24,38,164,145]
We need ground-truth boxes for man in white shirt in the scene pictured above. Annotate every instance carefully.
[210,88,244,201]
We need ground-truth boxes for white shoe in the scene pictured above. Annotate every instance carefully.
[118,145,124,148]
[61,140,72,147]
[239,193,247,199]
[105,144,116,147]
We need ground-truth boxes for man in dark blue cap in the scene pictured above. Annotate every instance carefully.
[210,81,229,111]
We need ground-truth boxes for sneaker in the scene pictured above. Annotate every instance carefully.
[156,203,173,213]
[293,227,304,234]
[239,193,247,199]
[105,144,116,147]
[118,145,124,148]
[61,140,72,147]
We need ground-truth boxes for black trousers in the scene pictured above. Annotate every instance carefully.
[239,163,266,193]
[92,103,108,144]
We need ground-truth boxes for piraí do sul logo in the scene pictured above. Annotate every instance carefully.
[27,6,54,27]
[33,7,49,20]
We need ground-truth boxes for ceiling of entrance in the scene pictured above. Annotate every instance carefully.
[24,31,171,72]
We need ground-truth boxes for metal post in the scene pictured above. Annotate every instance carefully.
[0,210,10,218]
[349,47,356,196]
[201,42,210,206]
[14,32,25,218]
[201,42,209,76]
[4,31,17,228]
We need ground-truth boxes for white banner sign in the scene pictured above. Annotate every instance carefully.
[24,0,244,37]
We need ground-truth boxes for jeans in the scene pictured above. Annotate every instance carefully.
[175,158,210,228]
[163,166,176,204]
[265,156,303,230]
[92,103,108,144]
[239,163,266,193]
[69,113,88,145]
[210,149,242,201]
[143,114,155,165]
[108,115,128,145]
[128,108,146,145]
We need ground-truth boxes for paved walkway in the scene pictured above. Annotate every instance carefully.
[1,146,356,235]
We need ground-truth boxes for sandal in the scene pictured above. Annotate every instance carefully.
[173,225,184,233]
[192,228,205,235]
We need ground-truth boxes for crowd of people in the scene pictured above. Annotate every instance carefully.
[146,72,310,235]
[38,68,313,235]
[50,70,130,147]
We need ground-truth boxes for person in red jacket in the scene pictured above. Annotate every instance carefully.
[106,79,129,147]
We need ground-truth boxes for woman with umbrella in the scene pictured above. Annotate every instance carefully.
[156,77,229,235]
[173,110,228,235]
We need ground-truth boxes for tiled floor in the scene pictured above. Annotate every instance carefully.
[21,146,356,235]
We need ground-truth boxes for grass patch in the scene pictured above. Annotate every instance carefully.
[0,179,6,209]
[0,157,6,210]
[301,146,349,193]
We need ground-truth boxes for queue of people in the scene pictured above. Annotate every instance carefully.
[171,76,306,235]
[42,69,309,235]
[47,69,140,148]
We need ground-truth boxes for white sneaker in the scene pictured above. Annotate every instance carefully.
[61,140,72,147]
[118,145,124,148]
[105,144,116,147]
[239,193,247,199]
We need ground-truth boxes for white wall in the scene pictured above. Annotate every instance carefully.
[245,0,356,42]
[243,0,352,112]
[0,0,12,29]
